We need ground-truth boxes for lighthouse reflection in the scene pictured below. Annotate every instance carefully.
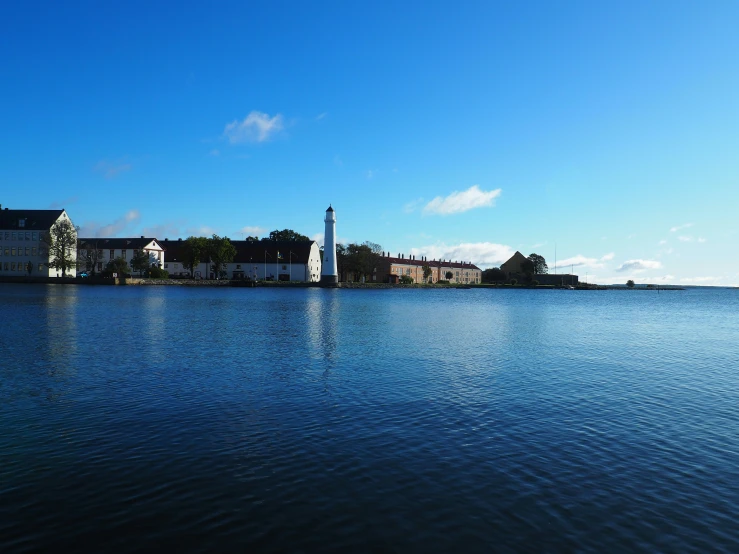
[306,288,339,370]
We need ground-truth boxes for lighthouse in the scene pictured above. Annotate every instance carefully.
[320,205,338,286]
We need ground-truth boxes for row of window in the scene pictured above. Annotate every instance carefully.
[0,231,40,241]
[1,262,44,272]
[1,247,38,257]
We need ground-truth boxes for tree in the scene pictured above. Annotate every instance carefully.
[520,259,535,274]
[106,257,130,276]
[182,236,208,278]
[336,243,347,281]
[399,275,414,284]
[528,253,548,274]
[263,229,310,242]
[482,267,506,283]
[423,264,432,283]
[77,239,103,276]
[344,241,382,282]
[445,271,454,280]
[207,235,237,279]
[41,218,79,277]
[509,278,518,286]
[626,280,635,288]
[131,249,151,276]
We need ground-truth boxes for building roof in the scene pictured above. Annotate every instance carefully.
[326,205,334,212]
[78,237,162,250]
[0,208,65,230]
[381,254,480,271]
[501,251,528,270]
[160,239,318,265]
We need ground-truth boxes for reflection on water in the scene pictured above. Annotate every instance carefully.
[2,284,739,553]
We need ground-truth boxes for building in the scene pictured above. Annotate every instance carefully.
[500,251,529,278]
[375,253,482,284]
[160,238,322,282]
[320,205,338,285]
[0,206,77,277]
[77,237,165,274]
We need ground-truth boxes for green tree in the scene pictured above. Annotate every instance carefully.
[527,253,548,274]
[77,239,103,276]
[626,280,635,288]
[445,271,454,280]
[509,278,518,286]
[264,229,310,242]
[106,257,130,276]
[399,275,414,284]
[207,235,237,279]
[423,264,432,283]
[182,236,208,278]
[131,249,151,276]
[40,218,79,277]
[482,267,506,283]
[520,259,535,274]
[345,241,383,282]
[336,243,347,281]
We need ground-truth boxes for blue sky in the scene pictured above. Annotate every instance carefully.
[2,1,738,285]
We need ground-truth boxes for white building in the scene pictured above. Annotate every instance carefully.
[0,206,77,277]
[77,237,165,274]
[320,205,338,285]
[161,238,322,282]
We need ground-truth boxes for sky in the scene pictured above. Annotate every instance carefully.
[1,1,738,285]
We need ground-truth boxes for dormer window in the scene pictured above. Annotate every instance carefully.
[18,219,25,228]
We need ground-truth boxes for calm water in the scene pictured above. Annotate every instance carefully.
[1,284,739,553]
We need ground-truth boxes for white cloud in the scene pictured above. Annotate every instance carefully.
[404,197,425,213]
[94,160,132,179]
[224,111,284,143]
[239,226,266,237]
[678,236,693,242]
[658,240,667,245]
[555,255,606,270]
[616,259,662,272]
[79,209,141,238]
[600,252,615,261]
[698,237,707,243]
[422,185,502,216]
[670,223,693,232]
[408,241,514,267]
[532,242,547,248]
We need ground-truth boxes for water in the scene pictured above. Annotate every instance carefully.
[1,284,738,552]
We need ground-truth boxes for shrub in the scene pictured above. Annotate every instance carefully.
[437,280,450,284]
[509,278,518,286]
[146,266,169,279]
[531,279,539,286]
[399,275,414,284]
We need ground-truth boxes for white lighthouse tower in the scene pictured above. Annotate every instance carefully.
[320,205,338,286]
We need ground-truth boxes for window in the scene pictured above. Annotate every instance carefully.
[121,250,126,258]
[25,247,29,256]
[11,262,16,270]
[3,248,8,256]
[18,219,25,228]
[32,232,37,241]
[173,264,179,269]
[110,250,114,259]
[164,264,168,269]
[3,262,7,270]
[4,232,8,239]
[97,262,102,272]
[39,263,44,271]
[236,264,241,269]
[25,232,30,240]
[11,248,15,256]
[12,233,17,240]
